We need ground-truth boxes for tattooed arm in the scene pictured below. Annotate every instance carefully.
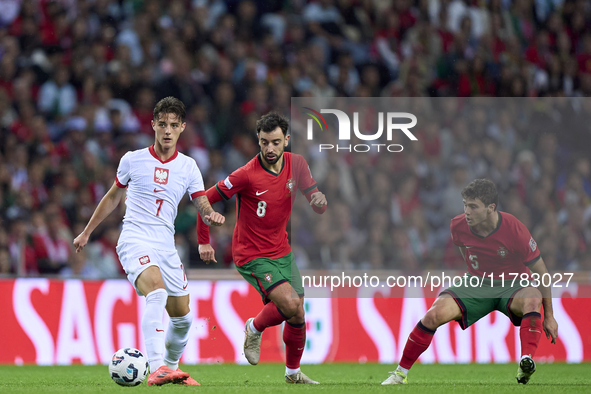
[192,195,225,226]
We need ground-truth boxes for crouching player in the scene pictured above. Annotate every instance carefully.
[382,179,558,385]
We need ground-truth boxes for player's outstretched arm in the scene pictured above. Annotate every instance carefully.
[529,257,559,344]
[306,191,327,214]
[73,181,126,253]
[192,195,225,226]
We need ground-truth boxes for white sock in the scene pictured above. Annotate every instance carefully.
[164,312,193,371]
[142,288,168,372]
[396,365,409,375]
[286,367,300,375]
[249,320,261,335]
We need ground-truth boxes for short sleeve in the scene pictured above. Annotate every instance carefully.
[116,152,131,187]
[295,155,317,194]
[514,220,541,266]
[188,160,205,200]
[450,219,462,246]
[215,166,249,200]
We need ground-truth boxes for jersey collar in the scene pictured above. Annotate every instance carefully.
[469,211,502,238]
[149,145,178,164]
[257,153,285,177]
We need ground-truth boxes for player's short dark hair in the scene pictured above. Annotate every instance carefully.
[461,179,498,209]
[153,96,186,122]
[256,112,289,136]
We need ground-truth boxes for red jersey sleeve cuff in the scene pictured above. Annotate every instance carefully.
[524,255,541,267]
[191,190,206,199]
[313,204,327,214]
[115,178,127,188]
[303,184,318,195]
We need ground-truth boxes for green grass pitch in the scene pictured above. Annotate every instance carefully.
[0,363,589,393]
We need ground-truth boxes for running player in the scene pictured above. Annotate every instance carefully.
[196,112,327,384]
[74,97,225,386]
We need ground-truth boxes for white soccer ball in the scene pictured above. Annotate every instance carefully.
[108,348,149,386]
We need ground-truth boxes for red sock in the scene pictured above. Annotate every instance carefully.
[253,302,287,332]
[283,321,306,369]
[399,321,436,370]
[520,312,542,357]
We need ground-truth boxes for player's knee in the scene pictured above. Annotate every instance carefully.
[167,303,191,319]
[521,288,542,313]
[285,301,305,325]
[144,280,165,293]
[421,311,439,329]
[277,298,300,318]
[422,308,450,329]
[294,301,305,319]
[284,302,300,318]
[522,299,542,314]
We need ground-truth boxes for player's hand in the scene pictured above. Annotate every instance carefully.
[73,232,90,253]
[543,315,558,344]
[310,191,327,207]
[199,244,217,264]
[205,211,225,226]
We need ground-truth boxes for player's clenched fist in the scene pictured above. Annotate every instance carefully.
[310,191,327,207]
[73,232,90,253]
[198,244,217,264]
[205,212,225,226]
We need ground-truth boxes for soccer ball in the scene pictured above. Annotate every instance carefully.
[108,348,149,386]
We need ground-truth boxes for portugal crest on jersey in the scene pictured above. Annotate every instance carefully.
[497,246,508,258]
[264,273,273,283]
[286,178,295,195]
[154,167,169,185]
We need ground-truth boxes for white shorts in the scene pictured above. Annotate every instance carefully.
[116,242,189,297]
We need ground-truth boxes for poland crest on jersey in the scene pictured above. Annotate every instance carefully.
[154,167,169,185]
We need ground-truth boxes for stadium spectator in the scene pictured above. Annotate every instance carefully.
[0,247,10,274]
[84,224,124,278]
[32,209,71,274]
[59,248,101,279]
[0,0,589,275]
[7,216,36,275]
[38,67,77,120]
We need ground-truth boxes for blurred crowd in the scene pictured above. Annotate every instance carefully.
[0,0,591,277]
[290,98,591,272]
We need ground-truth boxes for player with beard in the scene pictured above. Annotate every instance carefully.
[381,179,558,385]
[196,112,327,384]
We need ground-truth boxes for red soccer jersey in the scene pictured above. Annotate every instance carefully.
[450,211,540,278]
[199,152,320,266]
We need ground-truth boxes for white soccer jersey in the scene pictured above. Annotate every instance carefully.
[115,145,205,251]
